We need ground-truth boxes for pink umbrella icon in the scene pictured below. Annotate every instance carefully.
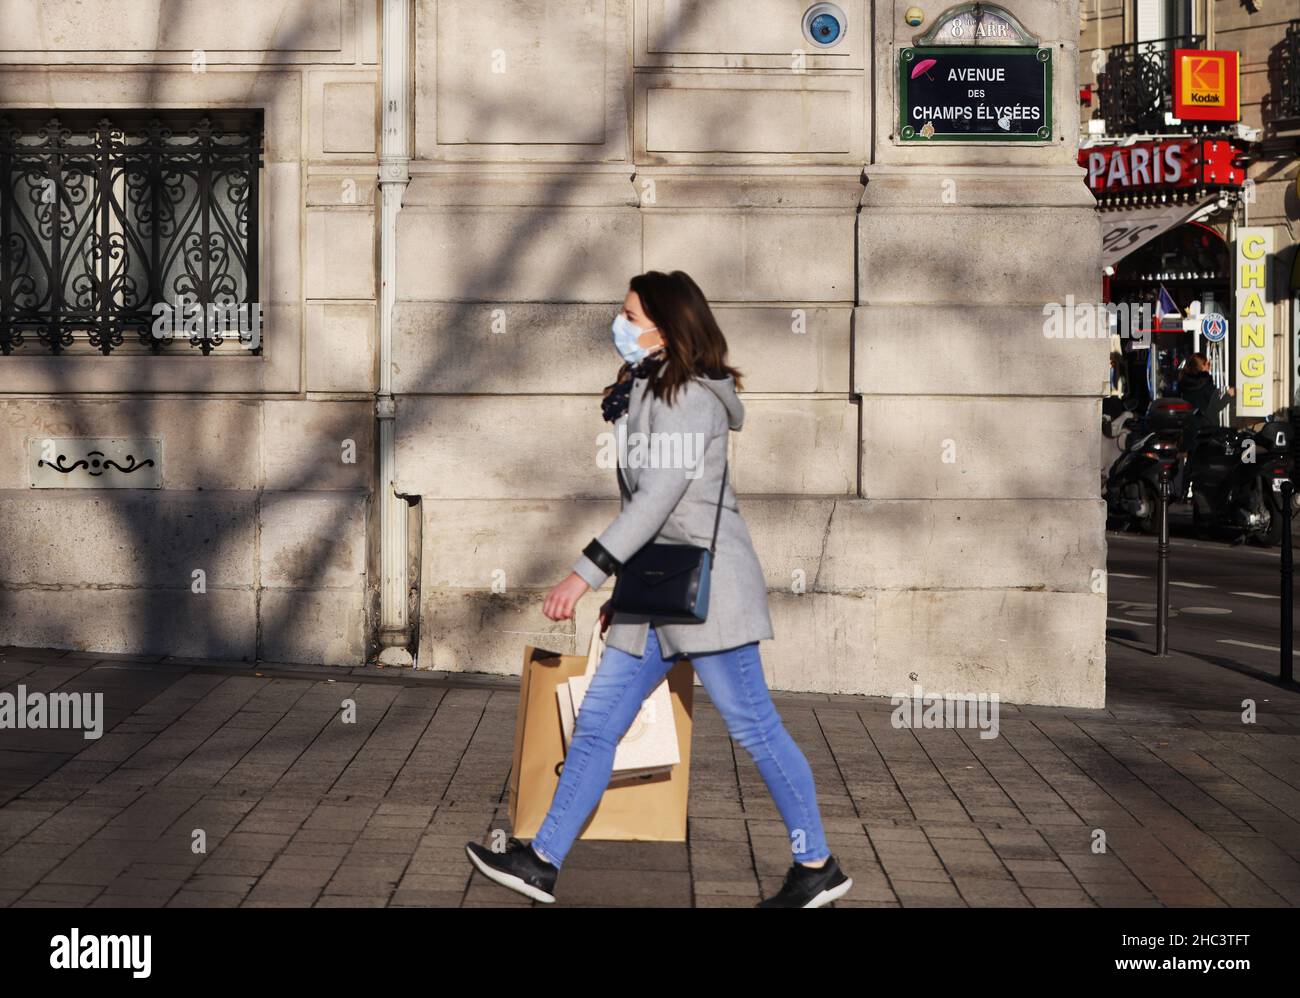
[911,58,937,82]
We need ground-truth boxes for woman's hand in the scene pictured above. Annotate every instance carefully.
[542,572,591,621]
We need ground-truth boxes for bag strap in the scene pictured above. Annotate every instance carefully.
[709,454,728,555]
[614,441,730,555]
[616,463,631,500]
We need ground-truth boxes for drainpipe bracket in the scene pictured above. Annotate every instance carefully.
[379,158,410,185]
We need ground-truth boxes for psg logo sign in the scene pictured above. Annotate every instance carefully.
[1200,312,1228,342]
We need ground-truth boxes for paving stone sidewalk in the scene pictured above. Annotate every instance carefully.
[0,638,1297,908]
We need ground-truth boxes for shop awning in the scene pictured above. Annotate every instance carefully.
[1100,196,1222,270]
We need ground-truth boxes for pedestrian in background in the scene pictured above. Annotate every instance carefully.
[1172,352,1234,499]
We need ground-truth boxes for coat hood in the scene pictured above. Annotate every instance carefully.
[695,374,745,430]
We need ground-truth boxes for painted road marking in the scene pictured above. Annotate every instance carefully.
[1107,602,1229,617]
[1107,616,1151,627]
[1230,591,1279,599]
[1219,639,1300,656]
[1108,532,1281,559]
[1170,582,1214,589]
[1109,573,1148,579]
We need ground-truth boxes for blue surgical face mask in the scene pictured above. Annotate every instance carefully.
[611,313,658,365]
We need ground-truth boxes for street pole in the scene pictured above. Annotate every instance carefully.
[1156,465,1171,657]
[1282,481,1294,683]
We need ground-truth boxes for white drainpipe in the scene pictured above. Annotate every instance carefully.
[377,0,413,666]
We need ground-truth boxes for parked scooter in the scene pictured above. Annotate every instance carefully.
[1185,417,1298,546]
[1105,398,1190,534]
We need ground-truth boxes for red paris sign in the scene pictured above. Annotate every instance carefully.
[1079,138,1245,196]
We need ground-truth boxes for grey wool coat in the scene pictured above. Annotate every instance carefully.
[572,369,774,659]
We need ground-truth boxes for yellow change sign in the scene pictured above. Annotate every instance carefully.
[1234,227,1274,417]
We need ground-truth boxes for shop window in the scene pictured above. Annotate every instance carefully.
[1109,221,1229,408]
[0,109,263,356]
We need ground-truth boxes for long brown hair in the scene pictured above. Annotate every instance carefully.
[629,270,744,406]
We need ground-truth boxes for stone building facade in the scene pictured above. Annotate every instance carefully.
[0,1,1107,707]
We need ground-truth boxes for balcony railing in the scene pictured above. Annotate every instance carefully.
[1281,20,1300,121]
[1098,35,1205,136]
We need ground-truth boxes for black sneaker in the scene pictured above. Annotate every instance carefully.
[755,855,852,908]
[465,836,558,903]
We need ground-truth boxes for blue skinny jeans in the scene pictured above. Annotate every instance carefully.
[529,627,831,869]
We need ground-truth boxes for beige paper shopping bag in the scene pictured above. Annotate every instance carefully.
[508,635,694,842]
[557,622,679,780]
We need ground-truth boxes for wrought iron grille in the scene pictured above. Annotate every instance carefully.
[1281,20,1300,121]
[0,109,263,355]
[1098,35,1205,136]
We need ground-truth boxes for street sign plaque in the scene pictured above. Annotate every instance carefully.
[899,46,1052,141]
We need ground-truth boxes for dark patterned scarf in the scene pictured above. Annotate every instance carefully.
[600,353,664,423]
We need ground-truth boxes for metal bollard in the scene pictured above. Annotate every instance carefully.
[1156,465,1170,657]
[1282,481,1294,683]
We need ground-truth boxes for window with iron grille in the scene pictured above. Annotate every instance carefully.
[0,109,263,356]
[1098,35,1205,136]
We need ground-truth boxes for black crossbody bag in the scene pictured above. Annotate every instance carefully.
[607,458,728,622]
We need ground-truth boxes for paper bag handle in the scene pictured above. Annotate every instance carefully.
[584,618,605,677]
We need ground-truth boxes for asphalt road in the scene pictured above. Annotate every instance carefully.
[1107,524,1297,682]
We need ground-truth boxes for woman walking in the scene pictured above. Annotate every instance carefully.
[465,270,851,908]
